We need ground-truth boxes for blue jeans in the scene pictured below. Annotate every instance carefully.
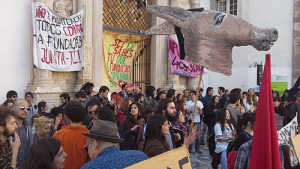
[221,150,228,169]
[189,122,201,151]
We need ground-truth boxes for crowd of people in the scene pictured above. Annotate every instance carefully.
[0,83,299,169]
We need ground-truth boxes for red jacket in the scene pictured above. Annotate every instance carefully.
[117,109,126,123]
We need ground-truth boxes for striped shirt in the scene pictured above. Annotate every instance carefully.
[0,140,13,169]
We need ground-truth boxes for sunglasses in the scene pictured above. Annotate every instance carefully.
[15,106,30,111]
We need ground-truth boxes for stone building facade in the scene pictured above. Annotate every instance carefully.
[0,0,298,106]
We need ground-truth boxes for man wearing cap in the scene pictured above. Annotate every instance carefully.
[81,120,148,169]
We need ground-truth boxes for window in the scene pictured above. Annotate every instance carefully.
[229,0,237,15]
[217,0,238,16]
[218,0,227,13]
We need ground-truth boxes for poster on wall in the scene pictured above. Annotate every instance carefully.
[32,2,84,71]
[168,37,206,77]
[271,75,288,96]
[102,33,138,92]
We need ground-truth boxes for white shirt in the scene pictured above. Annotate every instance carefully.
[214,122,234,153]
[186,100,203,123]
[243,97,259,112]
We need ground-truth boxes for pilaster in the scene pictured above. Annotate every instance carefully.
[75,0,94,91]
[293,0,300,84]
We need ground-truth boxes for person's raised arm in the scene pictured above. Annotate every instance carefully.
[9,133,20,169]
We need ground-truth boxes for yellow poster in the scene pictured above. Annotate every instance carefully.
[125,146,192,169]
[102,33,138,92]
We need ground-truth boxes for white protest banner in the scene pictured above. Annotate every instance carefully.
[32,2,84,71]
[277,114,299,166]
[125,146,192,169]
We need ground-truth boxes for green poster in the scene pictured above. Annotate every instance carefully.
[271,82,287,96]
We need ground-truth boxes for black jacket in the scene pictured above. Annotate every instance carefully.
[203,104,219,127]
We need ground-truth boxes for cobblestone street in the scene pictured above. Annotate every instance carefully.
[189,132,221,169]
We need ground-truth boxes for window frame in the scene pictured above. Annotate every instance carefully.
[216,0,238,16]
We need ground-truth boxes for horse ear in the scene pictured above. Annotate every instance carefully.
[147,5,189,26]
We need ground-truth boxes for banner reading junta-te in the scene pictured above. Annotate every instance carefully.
[32,2,84,71]
[102,33,138,92]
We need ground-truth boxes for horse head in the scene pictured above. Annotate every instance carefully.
[146,5,278,75]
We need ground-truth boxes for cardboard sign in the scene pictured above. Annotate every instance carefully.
[277,114,299,166]
[168,37,205,77]
[32,2,84,71]
[290,134,300,163]
[102,33,137,92]
[126,146,192,169]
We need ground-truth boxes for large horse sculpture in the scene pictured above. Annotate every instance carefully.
[146,5,278,76]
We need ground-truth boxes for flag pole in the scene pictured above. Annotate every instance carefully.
[82,5,86,85]
[189,67,204,134]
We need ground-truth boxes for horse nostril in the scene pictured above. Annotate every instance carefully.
[273,30,278,35]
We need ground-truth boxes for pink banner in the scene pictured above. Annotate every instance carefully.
[168,37,205,77]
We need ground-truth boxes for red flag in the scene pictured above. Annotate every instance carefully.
[249,54,281,169]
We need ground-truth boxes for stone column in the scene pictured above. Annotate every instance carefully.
[160,0,187,92]
[34,0,54,86]
[26,0,56,108]
[150,0,170,90]
[293,0,300,84]
[92,0,103,90]
[190,0,201,8]
[75,0,94,91]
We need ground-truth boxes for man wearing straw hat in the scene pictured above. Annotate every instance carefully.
[81,120,148,169]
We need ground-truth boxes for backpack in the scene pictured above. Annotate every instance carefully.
[227,131,250,157]
[226,139,237,157]
[227,151,238,169]
[208,133,216,157]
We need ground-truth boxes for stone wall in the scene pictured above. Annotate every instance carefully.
[294,0,300,84]
[26,0,103,109]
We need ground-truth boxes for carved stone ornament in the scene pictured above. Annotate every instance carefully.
[36,69,52,79]
[83,43,93,80]
[53,0,73,16]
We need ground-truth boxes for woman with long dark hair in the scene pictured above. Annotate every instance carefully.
[25,138,67,169]
[243,88,258,112]
[273,96,290,130]
[281,89,290,102]
[172,110,189,148]
[50,107,66,131]
[143,115,170,157]
[143,114,198,158]
[176,94,183,102]
[203,95,220,136]
[235,113,256,150]
[175,100,190,124]
[281,145,300,169]
[119,102,145,150]
[211,108,235,169]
